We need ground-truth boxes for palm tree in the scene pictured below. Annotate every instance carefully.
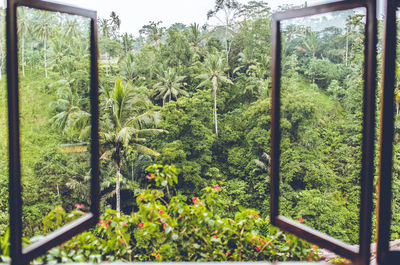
[101,79,167,214]
[18,8,29,77]
[196,52,232,136]
[153,67,188,106]
[186,23,204,58]
[50,82,81,131]
[99,18,111,39]
[32,11,56,78]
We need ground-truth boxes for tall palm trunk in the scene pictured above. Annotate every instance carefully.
[22,29,25,77]
[44,35,48,78]
[116,164,121,217]
[213,84,218,136]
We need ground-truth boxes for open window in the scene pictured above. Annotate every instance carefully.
[270,1,376,264]
[6,0,99,264]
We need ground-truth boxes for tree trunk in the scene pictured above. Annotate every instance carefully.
[213,84,218,137]
[116,164,121,217]
[106,53,109,75]
[22,29,25,77]
[345,35,348,66]
[44,36,48,78]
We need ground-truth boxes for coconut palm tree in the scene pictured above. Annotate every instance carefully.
[153,67,188,106]
[101,79,167,214]
[18,8,29,77]
[196,52,232,136]
[186,23,204,58]
[32,11,56,78]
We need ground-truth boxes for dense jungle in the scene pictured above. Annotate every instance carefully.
[0,0,398,263]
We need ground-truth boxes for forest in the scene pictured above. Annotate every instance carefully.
[0,0,398,263]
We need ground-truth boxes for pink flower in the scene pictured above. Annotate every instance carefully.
[214,185,221,191]
[299,217,304,223]
[226,251,230,256]
[192,197,198,204]
[122,222,127,226]
[82,212,87,216]
[74,204,79,208]
[138,222,144,228]
[159,210,164,214]
[139,197,143,201]
[286,240,290,244]
[256,246,261,252]
[250,214,259,218]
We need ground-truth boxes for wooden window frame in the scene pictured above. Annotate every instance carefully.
[269,1,377,264]
[5,0,100,264]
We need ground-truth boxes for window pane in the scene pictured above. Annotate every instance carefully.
[0,7,7,241]
[279,8,366,245]
[18,7,91,239]
[390,7,400,248]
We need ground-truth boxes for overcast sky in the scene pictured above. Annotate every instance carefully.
[63,0,332,35]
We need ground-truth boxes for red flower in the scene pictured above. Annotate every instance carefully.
[256,246,261,252]
[107,219,112,223]
[226,251,230,256]
[308,258,312,261]
[99,220,104,224]
[178,215,182,219]
[214,185,221,191]
[213,235,218,239]
[286,240,290,244]
[163,223,168,228]
[103,223,108,228]
[156,253,160,259]
[122,222,127,226]
[74,204,79,208]
[159,210,164,214]
[192,197,198,204]
[139,197,143,201]
[250,214,259,218]
[138,222,144,228]
[299,217,304,223]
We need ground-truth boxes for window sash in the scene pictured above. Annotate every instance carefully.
[5,1,100,264]
[270,1,377,264]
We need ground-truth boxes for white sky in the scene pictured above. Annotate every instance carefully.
[63,0,328,35]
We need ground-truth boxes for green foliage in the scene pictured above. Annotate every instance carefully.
[30,165,319,263]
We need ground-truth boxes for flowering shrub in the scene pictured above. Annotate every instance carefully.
[33,164,320,263]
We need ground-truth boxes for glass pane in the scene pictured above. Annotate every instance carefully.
[18,7,91,240]
[0,6,7,246]
[390,8,400,247]
[279,8,366,245]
